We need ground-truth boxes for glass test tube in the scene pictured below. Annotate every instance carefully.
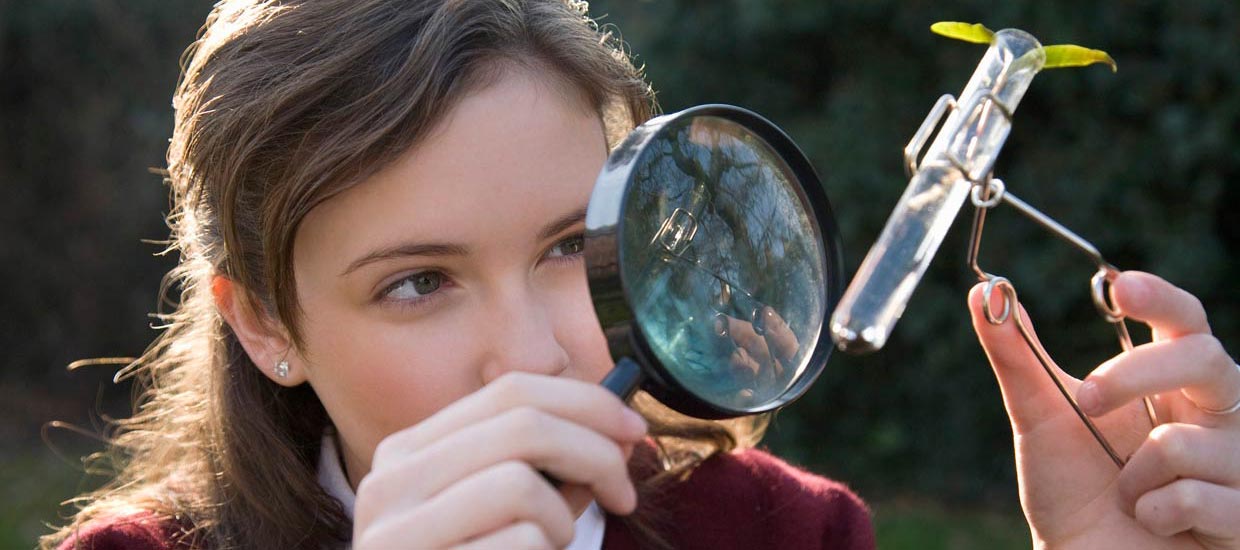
[831,30,1046,353]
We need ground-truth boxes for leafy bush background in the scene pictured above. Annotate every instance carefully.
[2,0,1235,545]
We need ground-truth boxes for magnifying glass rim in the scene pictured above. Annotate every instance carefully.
[584,104,844,419]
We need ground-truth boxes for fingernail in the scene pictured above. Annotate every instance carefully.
[1078,381,1102,416]
[621,407,647,436]
[713,313,729,338]
[752,308,767,336]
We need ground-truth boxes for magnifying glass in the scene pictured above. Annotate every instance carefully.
[585,105,844,419]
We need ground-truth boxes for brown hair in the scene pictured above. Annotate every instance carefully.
[43,1,764,548]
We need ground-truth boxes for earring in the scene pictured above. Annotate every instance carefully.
[274,360,290,379]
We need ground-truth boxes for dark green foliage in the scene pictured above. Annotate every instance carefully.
[0,0,208,419]
[3,0,1234,525]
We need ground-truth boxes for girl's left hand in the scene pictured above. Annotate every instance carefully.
[970,271,1240,550]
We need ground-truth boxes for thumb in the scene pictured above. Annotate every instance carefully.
[969,282,1080,432]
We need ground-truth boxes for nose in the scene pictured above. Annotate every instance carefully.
[479,282,571,384]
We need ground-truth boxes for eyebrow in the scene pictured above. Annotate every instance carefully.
[538,207,587,241]
[341,242,470,276]
[340,207,588,277]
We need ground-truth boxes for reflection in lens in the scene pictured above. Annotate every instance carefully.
[621,116,828,411]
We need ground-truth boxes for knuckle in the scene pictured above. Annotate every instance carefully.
[354,473,396,525]
[1135,493,1181,536]
[1168,481,1203,516]
[1199,335,1229,369]
[354,470,390,504]
[371,433,410,466]
[1086,378,1125,413]
[355,473,378,500]
[494,460,540,491]
[1147,422,1175,443]
[1086,357,1121,387]
[516,468,551,501]
[371,438,393,464]
[491,371,535,402]
[493,461,550,504]
[511,522,553,550]
[1182,332,1216,354]
[1148,424,1188,464]
[505,406,549,437]
[1185,293,1205,319]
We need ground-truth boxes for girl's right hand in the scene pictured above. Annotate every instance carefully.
[351,372,648,550]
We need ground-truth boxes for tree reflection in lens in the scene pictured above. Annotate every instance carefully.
[621,114,827,410]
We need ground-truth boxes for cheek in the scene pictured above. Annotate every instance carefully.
[298,268,614,458]
[550,268,615,384]
[298,302,483,449]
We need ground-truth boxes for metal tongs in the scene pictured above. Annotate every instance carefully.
[830,28,1150,467]
[963,155,1155,469]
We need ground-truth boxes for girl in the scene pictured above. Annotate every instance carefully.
[45,1,1240,549]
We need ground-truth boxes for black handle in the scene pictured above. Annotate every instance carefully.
[600,356,644,402]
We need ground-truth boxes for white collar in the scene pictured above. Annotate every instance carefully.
[318,429,606,550]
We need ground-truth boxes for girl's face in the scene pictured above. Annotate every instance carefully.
[289,69,615,485]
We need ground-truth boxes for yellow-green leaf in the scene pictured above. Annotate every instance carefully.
[1043,44,1118,72]
[930,22,995,45]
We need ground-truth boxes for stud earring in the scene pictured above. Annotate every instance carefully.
[274,360,290,379]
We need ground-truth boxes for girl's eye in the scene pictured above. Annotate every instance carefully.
[546,234,585,260]
[383,271,443,301]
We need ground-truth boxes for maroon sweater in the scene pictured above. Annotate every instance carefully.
[58,448,874,549]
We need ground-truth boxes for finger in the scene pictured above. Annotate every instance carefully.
[1078,334,1237,416]
[360,462,574,549]
[559,483,596,520]
[452,521,554,550]
[1118,423,1240,516]
[1110,271,1210,340]
[375,373,646,461]
[968,283,1080,430]
[361,407,637,520]
[724,315,775,367]
[1133,478,1240,540]
[757,306,798,371]
[729,347,762,383]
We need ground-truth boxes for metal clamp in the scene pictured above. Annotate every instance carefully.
[964,173,1157,468]
[970,177,1006,209]
[904,94,957,178]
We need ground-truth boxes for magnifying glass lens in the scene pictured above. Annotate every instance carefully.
[620,115,829,411]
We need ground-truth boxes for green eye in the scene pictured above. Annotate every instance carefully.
[549,235,585,258]
[386,271,442,300]
[412,273,441,294]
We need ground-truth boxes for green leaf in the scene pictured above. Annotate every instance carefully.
[930,22,995,45]
[1043,44,1118,72]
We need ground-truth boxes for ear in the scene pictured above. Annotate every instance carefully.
[212,275,308,386]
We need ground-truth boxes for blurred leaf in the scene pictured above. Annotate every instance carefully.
[1043,44,1118,72]
[930,22,995,44]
